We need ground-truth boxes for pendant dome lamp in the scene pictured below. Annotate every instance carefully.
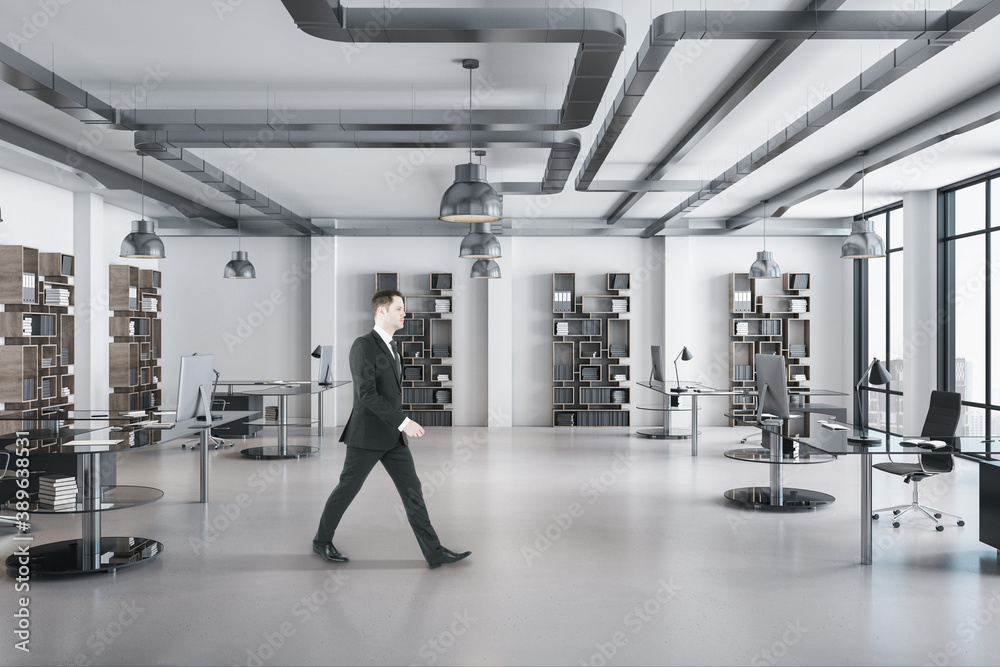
[748,200,781,278]
[120,155,166,259]
[470,258,501,279]
[842,151,886,259]
[439,59,502,223]
[223,203,256,279]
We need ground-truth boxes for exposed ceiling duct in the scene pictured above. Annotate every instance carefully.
[636,0,1000,237]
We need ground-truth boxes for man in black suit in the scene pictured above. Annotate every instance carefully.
[313,289,471,569]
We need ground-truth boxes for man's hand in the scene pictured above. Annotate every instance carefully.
[404,421,425,438]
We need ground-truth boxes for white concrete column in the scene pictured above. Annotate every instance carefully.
[310,235,338,427]
[488,237,513,427]
[73,192,108,409]
[902,189,938,435]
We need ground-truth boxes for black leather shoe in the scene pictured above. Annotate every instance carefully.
[312,541,349,563]
[427,548,471,569]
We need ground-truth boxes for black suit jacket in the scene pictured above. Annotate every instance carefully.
[339,330,408,450]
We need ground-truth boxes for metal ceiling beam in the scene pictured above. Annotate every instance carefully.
[0,118,234,228]
[134,129,581,195]
[579,4,992,217]
[723,78,1000,230]
[0,43,318,235]
[601,0,847,224]
[640,0,1000,238]
[280,1,626,126]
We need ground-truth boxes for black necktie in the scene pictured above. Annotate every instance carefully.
[390,339,401,374]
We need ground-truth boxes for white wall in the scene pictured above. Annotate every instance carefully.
[160,235,311,416]
[332,237,489,427]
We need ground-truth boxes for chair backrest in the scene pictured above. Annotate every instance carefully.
[919,390,962,473]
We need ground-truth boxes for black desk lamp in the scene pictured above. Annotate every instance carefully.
[672,346,693,392]
[848,357,892,445]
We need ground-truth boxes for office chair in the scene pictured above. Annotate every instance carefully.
[871,390,965,531]
[181,398,234,450]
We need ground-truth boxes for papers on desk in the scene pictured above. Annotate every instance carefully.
[64,440,121,452]
[818,420,849,431]
[141,422,175,430]
[901,438,947,449]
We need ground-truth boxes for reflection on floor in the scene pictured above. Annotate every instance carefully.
[2,425,998,666]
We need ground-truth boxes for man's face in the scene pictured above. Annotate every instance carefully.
[381,296,406,331]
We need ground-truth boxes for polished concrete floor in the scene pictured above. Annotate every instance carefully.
[2,424,999,666]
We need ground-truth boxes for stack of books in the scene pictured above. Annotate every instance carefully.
[734,364,754,380]
[611,299,628,313]
[792,373,807,382]
[554,365,573,380]
[434,299,450,313]
[612,373,627,381]
[404,367,421,380]
[789,299,808,313]
[265,406,279,422]
[553,291,573,312]
[62,385,71,396]
[611,390,627,404]
[735,321,750,336]
[43,287,70,306]
[38,475,77,510]
[128,320,136,335]
[128,286,138,310]
[581,366,599,380]
[609,344,628,358]
[555,322,569,336]
[434,390,451,404]
[62,348,70,365]
[555,412,576,426]
[431,345,451,358]
[22,316,32,335]
[435,374,450,381]
[141,296,158,311]
[789,345,807,357]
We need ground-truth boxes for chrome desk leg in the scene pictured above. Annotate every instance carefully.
[690,394,699,456]
[862,450,872,565]
[81,452,102,570]
[278,394,289,456]
[200,428,210,504]
[765,429,783,507]
[318,392,324,438]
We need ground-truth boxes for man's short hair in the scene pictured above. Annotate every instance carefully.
[371,289,403,318]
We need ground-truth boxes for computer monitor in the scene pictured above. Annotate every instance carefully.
[175,354,219,422]
[754,353,790,422]
[650,345,665,384]
[314,345,333,386]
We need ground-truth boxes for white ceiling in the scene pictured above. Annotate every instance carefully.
[1,0,999,237]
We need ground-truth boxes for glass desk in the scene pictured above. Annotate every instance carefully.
[235,381,348,459]
[636,382,733,455]
[777,412,997,565]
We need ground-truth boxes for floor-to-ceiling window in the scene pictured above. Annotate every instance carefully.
[940,171,1000,457]
[859,205,904,434]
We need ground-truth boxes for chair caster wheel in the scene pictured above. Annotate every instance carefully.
[936,525,944,532]
[892,509,901,515]
[892,522,900,528]
[934,513,942,519]
[872,514,879,520]
[181,443,187,449]
[958,520,966,526]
